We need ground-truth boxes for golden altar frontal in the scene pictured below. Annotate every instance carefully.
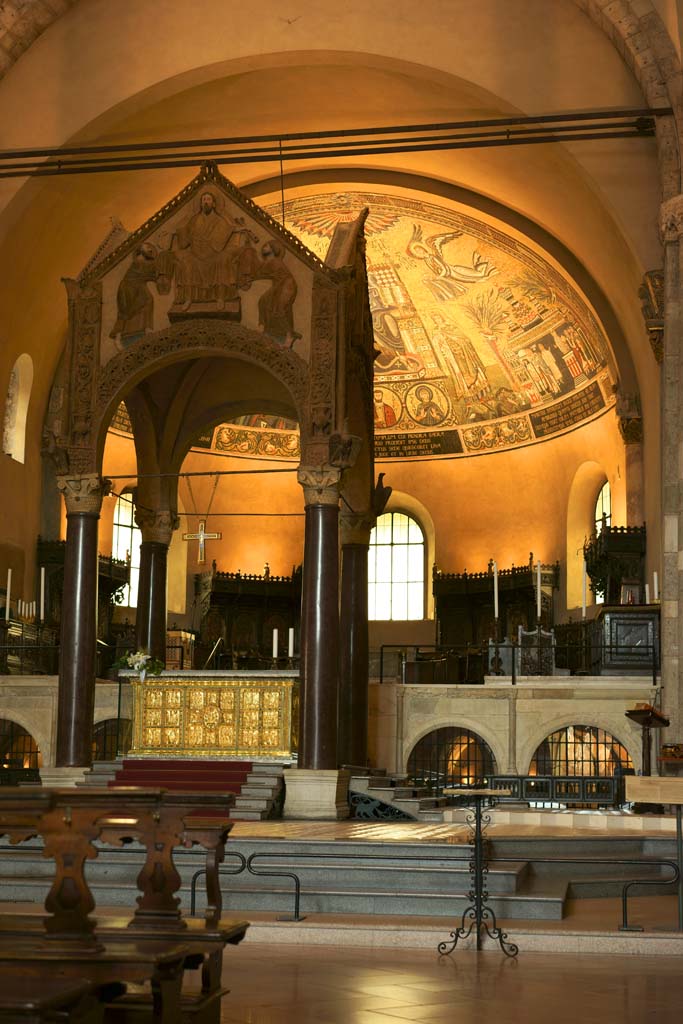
[126,671,298,758]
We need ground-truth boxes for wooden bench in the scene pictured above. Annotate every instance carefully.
[0,974,125,1023]
[0,787,248,1024]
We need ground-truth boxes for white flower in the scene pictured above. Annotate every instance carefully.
[127,651,151,671]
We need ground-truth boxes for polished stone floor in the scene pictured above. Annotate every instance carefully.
[217,942,683,1023]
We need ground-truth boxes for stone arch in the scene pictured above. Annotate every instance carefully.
[2,353,33,464]
[94,319,311,471]
[0,713,45,768]
[402,715,507,777]
[566,460,611,611]
[518,712,641,775]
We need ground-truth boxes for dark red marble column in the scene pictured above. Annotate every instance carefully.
[56,475,107,768]
[338,526,370,768]
[298,472,341,770]
[134,509,177,664]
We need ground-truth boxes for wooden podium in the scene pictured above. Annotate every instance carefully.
[626,776,683,932]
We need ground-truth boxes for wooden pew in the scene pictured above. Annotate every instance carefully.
[0,974,125,1023]
[0,788,248,1024]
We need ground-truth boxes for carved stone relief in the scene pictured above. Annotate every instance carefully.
[638,269,664,364]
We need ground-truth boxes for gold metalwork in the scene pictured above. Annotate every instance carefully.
[129,674,297,758]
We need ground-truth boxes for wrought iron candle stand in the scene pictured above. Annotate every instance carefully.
[439,788,518,958]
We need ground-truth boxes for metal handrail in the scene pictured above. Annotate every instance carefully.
[187,844,679,932]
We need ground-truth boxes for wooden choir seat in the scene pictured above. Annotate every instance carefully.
[0,787,249,1024]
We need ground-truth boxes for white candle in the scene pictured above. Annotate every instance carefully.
[272,628,278,658]
[581,558,587,619]
[653,571,659,602]
[536,561,542,619]
[4,568,11,621]
[645,583,650,604]
[288,627,294,658]
[40,566,45,622]
[18,599,23,619]
[493,561,499,619]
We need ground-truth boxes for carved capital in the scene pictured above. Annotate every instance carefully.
[57,474,112,515]
[297,465,341,506]
[329,432,362,469]
[659,195,683,243]
[618,416,643,444]
[340,512,373,546]
[134,507,180,545]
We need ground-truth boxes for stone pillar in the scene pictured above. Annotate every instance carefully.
[338,513,372,768]
[284,466,349,819]
[55,474,109,768]
[659,195,683,738]
[134,508,178,662]
[297,467,341,770]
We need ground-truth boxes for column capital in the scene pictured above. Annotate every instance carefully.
[340,511,373,546]
[297,465,341,506]
[134,507,180,545]
[57,473,111,515]
[659,194,683,243]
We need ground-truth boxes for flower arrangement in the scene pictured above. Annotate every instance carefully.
[116,650,164,679]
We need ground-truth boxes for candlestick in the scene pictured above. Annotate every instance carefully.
[653,571,659,602]
[4,568,10,622]
[493,561,499,619]
[536,561,542,620]
[288,627,294,658]
[40,566,45,622]
[272,628,278,659]
[581,558,587,619]
[645,583,650,604]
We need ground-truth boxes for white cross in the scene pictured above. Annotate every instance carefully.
[182,519,222,563]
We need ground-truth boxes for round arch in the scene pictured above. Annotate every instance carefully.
[402,715,507,777]
[518,713,641,776]
[566,460,612,612]
[382,490,436,620]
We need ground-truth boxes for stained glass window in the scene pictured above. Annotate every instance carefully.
[368,512,424,620]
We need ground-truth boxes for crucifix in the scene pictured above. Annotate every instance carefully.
[182,519,222,563]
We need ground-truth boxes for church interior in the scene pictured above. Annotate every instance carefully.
[0,0,682,1014]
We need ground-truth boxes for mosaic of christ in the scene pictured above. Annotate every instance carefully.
[268,191,613,438]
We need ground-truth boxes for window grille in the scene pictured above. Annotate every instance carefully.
[0,718,41,769]
[112,493,140,607]
[407,726,496,793]
[369,511,424,620]
[92,718,132,761]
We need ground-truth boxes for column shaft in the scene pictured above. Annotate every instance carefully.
[299,503,339,769]
[56,511,99,767]
[338,542,369,767]
[135,540,168,662]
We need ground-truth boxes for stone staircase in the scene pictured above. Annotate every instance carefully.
[78,759,287,821]
[0,832,675,923]
[349,770,449,821]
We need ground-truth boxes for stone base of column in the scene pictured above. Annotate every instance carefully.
[40,767,88,788]
[283,768,351,820]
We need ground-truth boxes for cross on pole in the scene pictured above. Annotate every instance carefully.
[182,519,222,563]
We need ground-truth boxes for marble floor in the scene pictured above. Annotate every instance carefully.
[217,942,683,1023]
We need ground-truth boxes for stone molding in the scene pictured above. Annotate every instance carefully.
[297,465,341,506]
[56,473,111,515]
[134,507,180,545]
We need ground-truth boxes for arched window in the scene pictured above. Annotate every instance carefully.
[594,481,611,535]
[92,718,131,760]
[368,511,425,620]
[2,354,33,464]
[407,727,496,793]
[0,719,41,769]
[530,725,632,777]
[112,493,141,607]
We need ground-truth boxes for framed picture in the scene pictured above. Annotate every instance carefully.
[620,584,640,605]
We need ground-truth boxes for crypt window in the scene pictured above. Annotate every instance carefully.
[369,511,425,620]
[112,493,141,607]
